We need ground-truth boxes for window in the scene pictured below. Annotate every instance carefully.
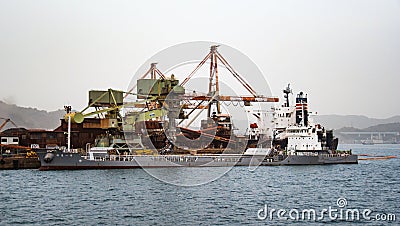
[47,133,56,139]
[30,133,41,139]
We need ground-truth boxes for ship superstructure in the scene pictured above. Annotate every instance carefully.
[271,84,338,153]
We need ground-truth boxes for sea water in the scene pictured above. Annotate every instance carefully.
[1,144,399,225]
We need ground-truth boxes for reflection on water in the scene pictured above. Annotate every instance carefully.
[0,144,399,225]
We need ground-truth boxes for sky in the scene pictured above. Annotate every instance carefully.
[0,0,399,118]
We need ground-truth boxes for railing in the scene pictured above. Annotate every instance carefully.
[320,153,350,158]
[288,152,318,156]
[84,155,137,162]
[288,152,351,157]
[82,154,245,163]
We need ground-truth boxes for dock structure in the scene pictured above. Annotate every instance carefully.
[340,132,400,136]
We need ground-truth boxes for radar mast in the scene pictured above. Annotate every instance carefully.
[283,84,292,107]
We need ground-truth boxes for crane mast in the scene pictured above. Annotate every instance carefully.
[0,118,18,131]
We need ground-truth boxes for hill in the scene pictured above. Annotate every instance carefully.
[0,101,64,131]
[335,123,400,143]
[336,123,400,133]
[313,114,400,129]
[365,122,400,132]
[1,100,399,133]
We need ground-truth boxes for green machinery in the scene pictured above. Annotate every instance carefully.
[65,69,186,143]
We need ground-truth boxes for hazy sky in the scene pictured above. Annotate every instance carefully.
[0,0,399,118]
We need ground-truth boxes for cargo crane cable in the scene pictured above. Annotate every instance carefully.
[223,101,232,106]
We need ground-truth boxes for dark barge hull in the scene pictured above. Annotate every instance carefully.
[37,150,358,171]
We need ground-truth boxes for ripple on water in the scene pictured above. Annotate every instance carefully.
[1,145,399,225]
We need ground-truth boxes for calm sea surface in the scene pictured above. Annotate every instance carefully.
[1,144,399,225]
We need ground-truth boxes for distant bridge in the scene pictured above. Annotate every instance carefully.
[339,132,399,141]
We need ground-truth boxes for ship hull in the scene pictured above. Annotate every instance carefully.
[36,150,358,170]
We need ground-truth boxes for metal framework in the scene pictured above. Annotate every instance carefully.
[0,118,18,131]
[181,45,259,97]
[179,45,278,119]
